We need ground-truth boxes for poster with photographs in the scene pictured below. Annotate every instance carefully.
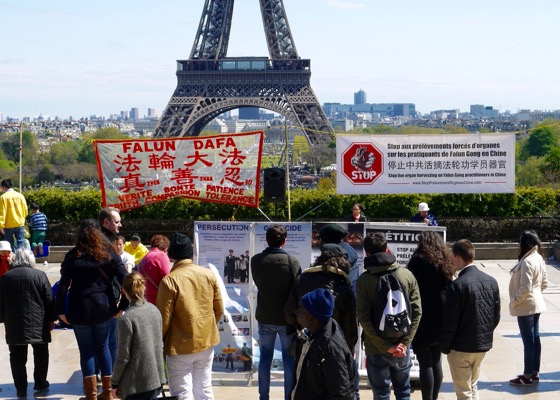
[253,222,313,268]
[193,221,253,372]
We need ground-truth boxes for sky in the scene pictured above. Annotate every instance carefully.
[1,0,560,119]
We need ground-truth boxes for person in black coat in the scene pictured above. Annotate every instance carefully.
[0,249,56,397]
[407,231,454,400]
[439,239,500,400]
[56,219,128,400]
[284,243,358,354]
[291,288,355,400]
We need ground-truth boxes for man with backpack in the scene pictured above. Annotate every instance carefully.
[356,232,421,400]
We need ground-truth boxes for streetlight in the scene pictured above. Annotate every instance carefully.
[19,123,23,192]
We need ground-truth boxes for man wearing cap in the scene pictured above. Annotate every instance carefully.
[156,233,223,400]
[291,288,355,400]
[251,224,301,400]
[284,243,358,360]
[411,202,438,226]
[224,249,237,284]
[319,223,359,283]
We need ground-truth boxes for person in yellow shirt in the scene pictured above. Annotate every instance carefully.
[124,233,149,267]
[0,179,28,251]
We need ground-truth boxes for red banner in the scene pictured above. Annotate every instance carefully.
[95,132,264,211]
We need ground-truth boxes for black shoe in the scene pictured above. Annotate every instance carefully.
[33,381,50,391]
[17,389,27,397]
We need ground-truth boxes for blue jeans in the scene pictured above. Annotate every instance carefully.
[73,320,112,377]
[366,349,411,400]
[109,317,118,365]
[257,323,295,400]
[4,226,25,251]
[518,314,541,375]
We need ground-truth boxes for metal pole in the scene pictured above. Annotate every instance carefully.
[19,123,23,192]
[285,121,291,222]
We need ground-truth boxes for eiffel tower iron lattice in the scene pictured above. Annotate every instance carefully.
[154,0,334,147]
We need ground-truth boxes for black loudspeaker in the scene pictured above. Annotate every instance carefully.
[263,167,286,202]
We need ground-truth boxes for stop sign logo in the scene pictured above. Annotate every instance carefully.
[341,142,384,184]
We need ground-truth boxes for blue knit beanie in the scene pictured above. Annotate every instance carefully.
[301,288,334,323]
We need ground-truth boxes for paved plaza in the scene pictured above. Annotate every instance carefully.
[1,259,559,399]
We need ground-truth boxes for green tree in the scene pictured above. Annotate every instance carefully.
[516,157,545,187]
[521,126,558,159]
[49,141,81,165]
[37,166,56,183]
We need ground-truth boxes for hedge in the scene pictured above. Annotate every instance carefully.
[23,187,560,245]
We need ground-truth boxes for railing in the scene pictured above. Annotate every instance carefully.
[177,58,310,73]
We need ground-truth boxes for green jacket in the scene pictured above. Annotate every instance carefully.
[356,252,422,356]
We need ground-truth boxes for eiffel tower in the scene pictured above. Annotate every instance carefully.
[154,0,334,146]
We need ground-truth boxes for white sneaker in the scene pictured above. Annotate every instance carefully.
[43,261,48,266]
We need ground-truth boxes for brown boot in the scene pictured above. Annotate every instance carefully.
[97,376,112,400]
[80,375,97,400]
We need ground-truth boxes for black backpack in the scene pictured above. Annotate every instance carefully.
[371,270,412,339]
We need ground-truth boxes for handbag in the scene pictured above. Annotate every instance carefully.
[98,267,122,305]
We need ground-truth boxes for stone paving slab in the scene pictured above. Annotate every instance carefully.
[1,260,559,399]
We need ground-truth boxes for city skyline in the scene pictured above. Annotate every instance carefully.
[1,0,560,119]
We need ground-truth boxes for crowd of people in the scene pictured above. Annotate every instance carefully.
[0,196,551,400]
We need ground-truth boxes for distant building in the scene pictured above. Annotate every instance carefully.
[323,102,415,117]
[430,109,460,120]
[354,89,367,105]
[239,107,260,120]
[147,108,158,118]
[331,119,354,132]
[121,110,130,120]
[130,107,139,121]
[470,104,498,119]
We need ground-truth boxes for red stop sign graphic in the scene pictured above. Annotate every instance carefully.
[341,142,384,184]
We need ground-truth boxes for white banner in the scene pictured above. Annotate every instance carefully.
[95,132,264,211]
[336,134,515,194]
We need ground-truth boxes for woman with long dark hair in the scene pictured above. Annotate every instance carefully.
[56,219,128,400]
[407,231,454,400]
[508,230,548,386]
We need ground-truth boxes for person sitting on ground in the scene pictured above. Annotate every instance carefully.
[28,203,48,257]
[124,233,149,267]
[411,202,438,226]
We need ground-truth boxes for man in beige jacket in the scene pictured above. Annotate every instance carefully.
[157,233,224,400]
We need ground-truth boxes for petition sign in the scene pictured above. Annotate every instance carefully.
[337,134,515,194]
[95,132,264,211]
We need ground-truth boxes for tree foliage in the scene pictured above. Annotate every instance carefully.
[522,125,558,159]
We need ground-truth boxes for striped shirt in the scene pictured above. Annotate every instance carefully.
[29,211,48,231]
